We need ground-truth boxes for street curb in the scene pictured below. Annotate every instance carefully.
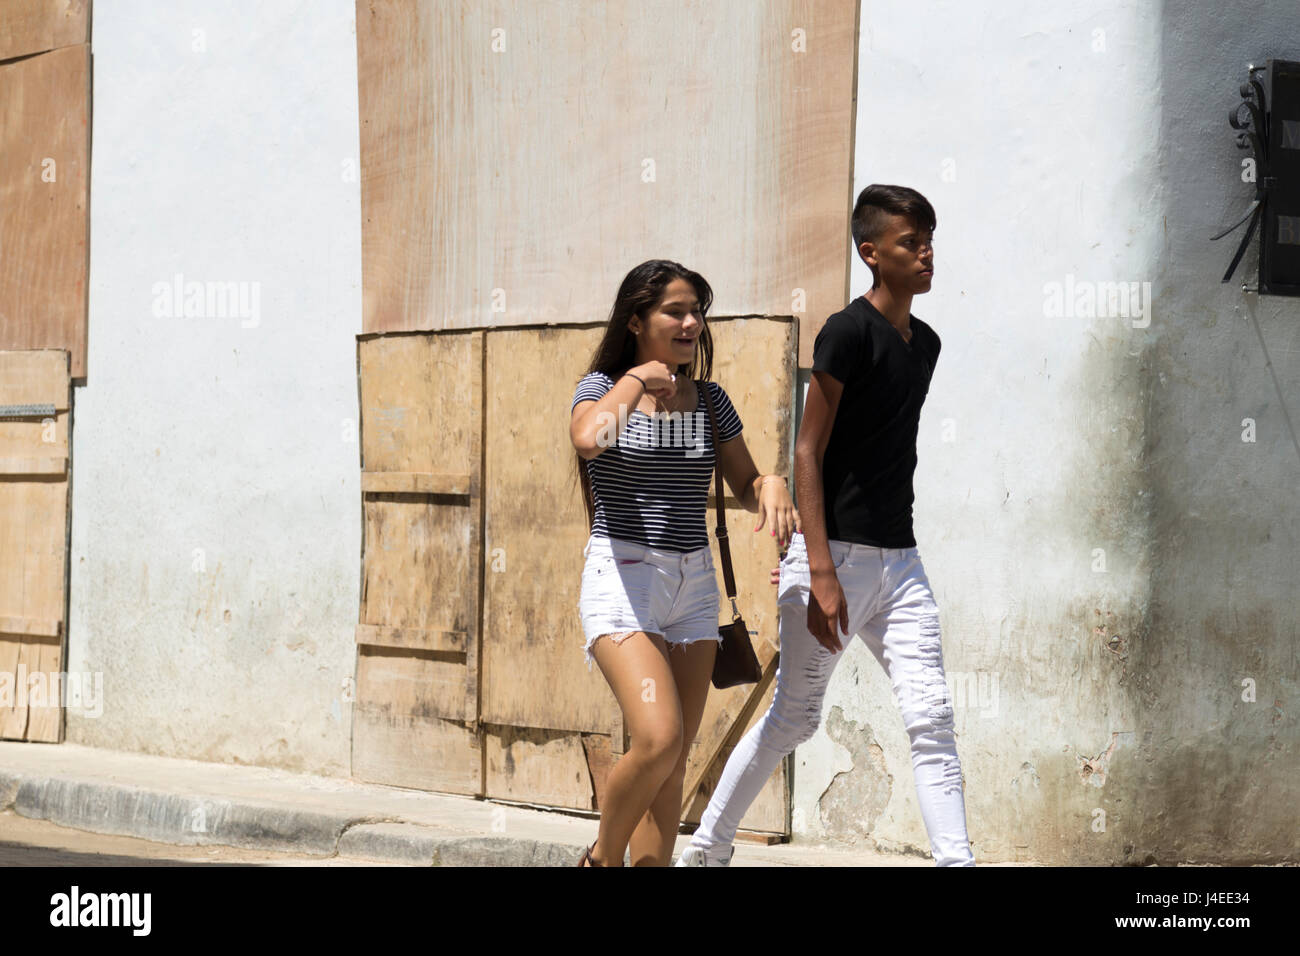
[0,770,21,815]
[12,773,353,855]
[337,823,582,866]
[0,769,586,865]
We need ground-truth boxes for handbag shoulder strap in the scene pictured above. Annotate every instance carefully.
[698,380,740,617]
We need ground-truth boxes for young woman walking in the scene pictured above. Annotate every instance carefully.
[569,259,799,867]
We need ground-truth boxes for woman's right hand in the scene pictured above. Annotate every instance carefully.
[630,361,677,401]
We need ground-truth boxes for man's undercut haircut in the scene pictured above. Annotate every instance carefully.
[851,184,937,255]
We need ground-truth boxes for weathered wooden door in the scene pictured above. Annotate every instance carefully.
[0,350,73,742]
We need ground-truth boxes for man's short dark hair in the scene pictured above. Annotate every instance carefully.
[851,184,937,257]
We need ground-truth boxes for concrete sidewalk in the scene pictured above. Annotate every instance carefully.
[0,741,945,866]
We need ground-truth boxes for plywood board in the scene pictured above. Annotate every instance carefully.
[355,646,469,722]
[484,725,597,811]
[780,0,861,367]
[357,332,482,480]
[351,707,481,795]
[356,330,484,726]
[0,349,69,460]
[352,331,485,794]
[677,318,796,806]
[0,44,90,378]
[356,0,854,363]
[0,350,70,743]
[0,349,72,409]
[359,496,477,637]
[0,0,89,61]
[479,325,613,733]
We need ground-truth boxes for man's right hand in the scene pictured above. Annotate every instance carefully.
[807,567,849,653]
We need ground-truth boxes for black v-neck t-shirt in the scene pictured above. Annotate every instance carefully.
[809,295,941,548]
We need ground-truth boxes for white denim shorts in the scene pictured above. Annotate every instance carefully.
[577,533,722,668]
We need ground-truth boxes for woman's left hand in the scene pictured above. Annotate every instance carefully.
[754,477,800,550]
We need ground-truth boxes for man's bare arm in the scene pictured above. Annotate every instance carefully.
[795,370,850,651]
[795,371,844,573]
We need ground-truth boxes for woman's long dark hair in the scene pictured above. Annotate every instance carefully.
[573,260,715,529]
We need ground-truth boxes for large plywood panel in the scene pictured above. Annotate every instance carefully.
[0,0,89,61]
[0,350,70,743]
[0,44,89,378]
[679,318,796,802]
[356,330,483,722]
[353,331,484,794]
[480,325,611,733]
[356,0,854,361]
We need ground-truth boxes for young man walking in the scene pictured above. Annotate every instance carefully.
[677,184,975,867]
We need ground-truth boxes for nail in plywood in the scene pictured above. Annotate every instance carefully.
[0,44,90,378]
[0,0,89,61]
[355,0,854,365]
[0,350,71,743]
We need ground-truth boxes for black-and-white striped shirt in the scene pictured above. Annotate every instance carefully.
[571,371,744,551]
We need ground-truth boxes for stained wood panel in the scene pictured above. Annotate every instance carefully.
[0,349,71,743]
[679,317,796,807]
[0,0,89,61]
[352,332,485,794]
[356,0,855,364]
[484,725,597,811]
[0,43,90,378]
[479,325,611,734]
[352,712,481,796]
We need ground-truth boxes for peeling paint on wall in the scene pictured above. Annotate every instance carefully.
[817,706,893,842]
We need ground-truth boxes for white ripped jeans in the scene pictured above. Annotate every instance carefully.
[689,532,976,866]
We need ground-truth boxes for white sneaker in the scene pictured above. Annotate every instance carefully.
[674,844,733,867]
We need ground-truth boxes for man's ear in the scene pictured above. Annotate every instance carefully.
[858,239,875,267]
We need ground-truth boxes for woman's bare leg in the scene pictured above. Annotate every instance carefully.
[586,630,683,866]
[628,638,718,866]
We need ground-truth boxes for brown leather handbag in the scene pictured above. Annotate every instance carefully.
[699,380,762,689]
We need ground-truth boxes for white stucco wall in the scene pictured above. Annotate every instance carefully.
[67,0,362,774]
[790,0,1298,863]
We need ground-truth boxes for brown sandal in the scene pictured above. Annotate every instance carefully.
[577,843,604,867]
